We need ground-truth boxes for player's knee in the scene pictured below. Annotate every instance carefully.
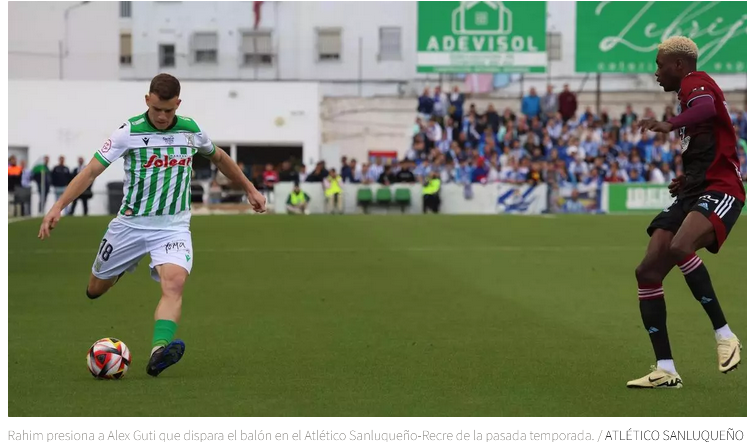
[635,263,660,284]
[160,270,187,298]
[86,275,113,298]
[669,238,693,263]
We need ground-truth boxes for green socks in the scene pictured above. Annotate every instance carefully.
[152,319,178,349]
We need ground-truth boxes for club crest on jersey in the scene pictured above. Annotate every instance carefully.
[101,139,112,153]
[162,135,175,145]
[184,134,195,147]
[143,154,192,168]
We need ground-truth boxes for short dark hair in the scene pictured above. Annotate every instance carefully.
[149,73,181,100]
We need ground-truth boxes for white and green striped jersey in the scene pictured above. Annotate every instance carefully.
[94,112,217,230]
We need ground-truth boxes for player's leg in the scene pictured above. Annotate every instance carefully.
[87,220,144,299]
[671,193,743,373]
[145,232,192,377]
[86,273,123,299]
[146,263,188,377]
[628,203,684,389]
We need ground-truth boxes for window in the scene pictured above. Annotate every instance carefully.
[192,32,218,63]
[119,33,132,66]
[316,28,341,61]
[159,44,175,68]
[120,1,131,18]
[378,27,402,61]
[548,32,562,61]
[241,31,273,66]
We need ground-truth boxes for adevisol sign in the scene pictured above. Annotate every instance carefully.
[417,1,548,73]
[424,35,540,52]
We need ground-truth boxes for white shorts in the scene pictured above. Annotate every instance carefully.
[91,218,193,282]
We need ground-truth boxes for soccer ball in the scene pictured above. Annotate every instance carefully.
[86,338,131,379]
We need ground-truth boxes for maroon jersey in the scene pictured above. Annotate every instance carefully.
[676,71,745,202]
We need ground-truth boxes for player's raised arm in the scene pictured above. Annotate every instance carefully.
[38,123,130,240]
[642,95,718,135]
[207,146,267,213]
[38,158,106,240]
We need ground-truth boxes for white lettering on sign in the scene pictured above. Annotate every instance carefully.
[595,1,747,66]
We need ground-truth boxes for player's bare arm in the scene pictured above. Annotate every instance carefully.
[641,85,717,135]
[209,146,267,213]
[38,158,106,240]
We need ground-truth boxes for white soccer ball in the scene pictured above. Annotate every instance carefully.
[86,338,132,379]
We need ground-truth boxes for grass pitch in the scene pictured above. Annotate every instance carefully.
[8,215,747,416]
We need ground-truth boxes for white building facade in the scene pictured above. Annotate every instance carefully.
[10,1,747,93]
[9,1,119,81]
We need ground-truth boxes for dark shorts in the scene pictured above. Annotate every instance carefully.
[647,191,743,254]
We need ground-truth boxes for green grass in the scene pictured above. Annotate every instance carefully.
[8,215,747,416]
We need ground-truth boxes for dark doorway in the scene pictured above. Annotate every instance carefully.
[236,144,303,183]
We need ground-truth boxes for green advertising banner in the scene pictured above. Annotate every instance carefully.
[605,183,674,213]
[604,183,747,213]
[576,2,747,74]
[417,1,547,73]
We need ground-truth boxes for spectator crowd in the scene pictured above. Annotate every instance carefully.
[12,86,747,214]
[409,84,747,191]
[220,85,747,213]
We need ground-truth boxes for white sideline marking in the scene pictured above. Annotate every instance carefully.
[8,216,40,224]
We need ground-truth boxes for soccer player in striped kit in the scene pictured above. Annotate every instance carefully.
[38,74,267,377]
[627,37,744,388]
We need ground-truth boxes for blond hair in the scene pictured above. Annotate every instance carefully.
[658,36,698,61]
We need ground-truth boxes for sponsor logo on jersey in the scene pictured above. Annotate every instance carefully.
[101,139,112,153]
[163,135,175,145]
[143,137,150,146]
[699,202,710,210]
[143,154,192,168]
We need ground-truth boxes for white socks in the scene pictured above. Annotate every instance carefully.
[655,326,736,375]
[151,345,164,356]
[657,359,677,374]
[716,324,736,340]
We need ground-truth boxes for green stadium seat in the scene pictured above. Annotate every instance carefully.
[394,188,411,213]
[375,187,392,206]
[357,187,374,214]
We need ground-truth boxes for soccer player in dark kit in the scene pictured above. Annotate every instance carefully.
[627,37,744,388]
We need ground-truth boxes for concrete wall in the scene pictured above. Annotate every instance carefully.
[9,1,119,80]
[273,182,549,215]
